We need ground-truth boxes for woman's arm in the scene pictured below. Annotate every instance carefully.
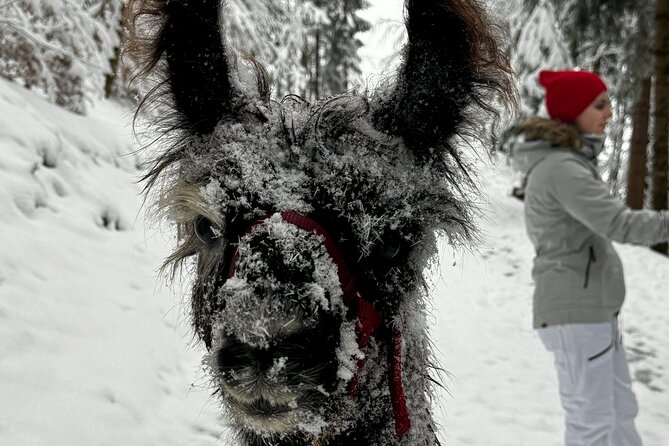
[549,157,669,245]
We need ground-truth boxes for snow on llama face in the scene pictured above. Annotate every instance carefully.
[156,96,466,439]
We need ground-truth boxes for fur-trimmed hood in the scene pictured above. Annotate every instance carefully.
[511,117,603,175]
[521,116,581,149]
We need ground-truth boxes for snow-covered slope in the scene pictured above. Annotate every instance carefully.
[0,78,223,445]
[1,78,667,445]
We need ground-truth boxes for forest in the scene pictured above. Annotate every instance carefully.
[1,0,667,250]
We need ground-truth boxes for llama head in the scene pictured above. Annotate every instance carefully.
[151,97,468,439]
[127,0,514,443]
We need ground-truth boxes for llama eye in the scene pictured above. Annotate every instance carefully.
[376,236,402,259]
[195,215,220,246]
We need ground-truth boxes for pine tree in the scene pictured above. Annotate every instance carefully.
[627,78,651,210]
[0,0,126,113]
[652,0,669,254]
[87,0,127,99]
[544,0,652,194]
[513,0,572,118]
[224,0,328,98]
[494,0,571,153]
[616,1,654,209]
[311,0,371,97]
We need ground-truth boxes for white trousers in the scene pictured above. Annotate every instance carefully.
[538,320,643,446]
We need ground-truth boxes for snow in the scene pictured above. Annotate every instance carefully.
[1,76,668,446]
[0,77,224,445]
[358,0,405,82]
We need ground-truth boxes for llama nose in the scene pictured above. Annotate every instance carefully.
[216,336,279,377]
[253,347,275,373]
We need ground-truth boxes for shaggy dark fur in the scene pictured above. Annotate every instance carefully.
[127,1,514,445]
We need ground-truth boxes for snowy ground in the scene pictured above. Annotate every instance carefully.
[0,79,223,445]
[1,78,667,445]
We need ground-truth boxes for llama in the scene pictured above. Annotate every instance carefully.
[127,0,513,444]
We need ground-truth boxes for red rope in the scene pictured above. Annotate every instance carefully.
[390,328,411,437]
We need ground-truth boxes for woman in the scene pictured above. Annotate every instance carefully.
[512,69,669,446]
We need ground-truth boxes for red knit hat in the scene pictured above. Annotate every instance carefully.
[538,70,608,123]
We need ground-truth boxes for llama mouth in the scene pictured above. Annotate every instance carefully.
[230,397,299,433]
[236,398,293,418]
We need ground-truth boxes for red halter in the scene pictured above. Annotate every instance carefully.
[227,211,411,438]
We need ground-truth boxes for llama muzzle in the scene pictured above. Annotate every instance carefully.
[226,212,411,438]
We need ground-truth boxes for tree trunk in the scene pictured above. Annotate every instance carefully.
[300,42,310,99]
[343,0,350,91]
[652,0,669,255]
[627,77,651,210]
[96,0,121,99]
[314,28,321,99]
[104,41,122,98]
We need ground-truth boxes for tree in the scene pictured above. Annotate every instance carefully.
[0,0,126,113]
[311,0,370,96]
[546,1,653,195]
[494,0,571,153]
[224,0,370,101]
[621,3,654,208]
[626,77,651,209]
[652,0,669,254]
[513,0,572,118]
[87,0,127,99]
[225,0,327,99]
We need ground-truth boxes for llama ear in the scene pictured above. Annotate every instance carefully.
[371,0,513,161]
[129,0,242,135]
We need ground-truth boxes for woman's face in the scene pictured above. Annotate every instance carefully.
[574,91,613,135]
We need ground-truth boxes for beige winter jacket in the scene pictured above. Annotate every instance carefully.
[512,117,669,328]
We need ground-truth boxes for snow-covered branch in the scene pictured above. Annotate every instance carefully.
[0,0,125,114]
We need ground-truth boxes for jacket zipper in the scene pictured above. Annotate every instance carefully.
[588,340,614,361]
[583,246,596,288]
